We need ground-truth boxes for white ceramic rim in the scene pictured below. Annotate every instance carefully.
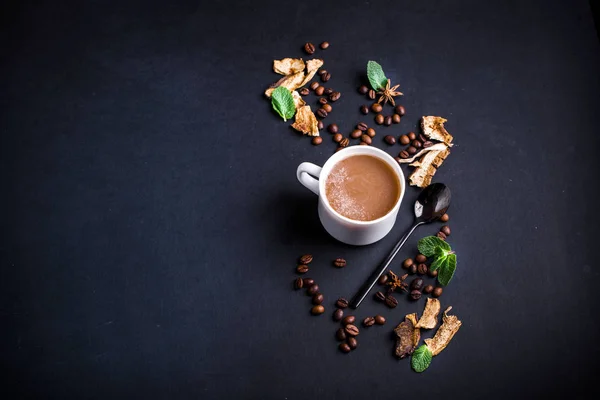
[318,146,406,225]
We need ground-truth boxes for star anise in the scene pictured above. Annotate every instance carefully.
[386,270,409,293]
[376,79,403,106]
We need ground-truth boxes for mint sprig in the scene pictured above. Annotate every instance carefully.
[271,86,296,121]
[367,61,388,91]
[417,236,457,286]
[411,344,433,373]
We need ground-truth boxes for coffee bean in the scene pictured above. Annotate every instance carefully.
[350,129,362,139]
[395,105,406,116]
[312,293,324,305]
[317,108,328,118]
[399,135,410,145]
[436,231,447,240]
[375,114,384,125]
[410,278,424,291]
[407,146,417,155]
[423,141,434,148]
[399,150,410,159]
[328,124,339,134]
[418,133,427,143]
[299,254,313,264]
[317,121,324,130]
[296,264,309,274]
[335,147,344,153]
[361,134,372,145]
[324,87,333,95]
[392,114,401,124]
[360,105,369,114]
[322,73,331,82]
[375,291,386,302]
[412,140,422,149]
[310,82,319,91]
[432,287,443,298]
[363,317,375,327]
[304,42,316,54]
[385,294,398,308]
[320,41,329,49]
[311,305,325,315]
[333,133,343,143]
[359,142,369,146]
[336,327,347,341]
[357,122,368,131]
[339,137,350,148]
[384,116,392,126]
[441,225,451,236]
[366,128,376,137]
[312,136,323,146]
[299,88,310,96]
[402,258,414,269]
[339,342,351,353]
[409,264,418,274]
[336,297,349,308]
[415,254,427,263]
[329,92,341,102]
[410,290,422,301]
[371,103,382,113]
[347,337,358,349]
[344,324,360,336]
[417,263,428,275]
[333,258,347,268]
[294,278,303,290]
[384,135,396,145]
[378,274,388,285]
[394,156,402,164]
[318,98,328,105]
[303,278,314,286]
[408,132,417,140]
[333,308,344,321]
[318,69,327,76]
[440,213,450,222]
[322,104,333,113]
[307,284,319,296]
[315,86,325,96]
[367,89,376,100]
[356,85,368,95]
[423,284,434,294]
[374,315,386,325]
[428,269,438,278]
[342,315,356,325]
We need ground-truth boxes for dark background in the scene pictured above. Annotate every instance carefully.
[2,0,600,398]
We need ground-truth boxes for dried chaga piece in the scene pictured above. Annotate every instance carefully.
[415,298,441,329]
[264,71,305,97]
[396,143,448,164]
[405,313,421,347]
[291,105,319,136]
[298,59,324,87]
[408,148,451,188]
[394,313,420,358]
[273,58,305,75]
[421,116,453,146]
[424,306,462,356]
[291,90,305,109]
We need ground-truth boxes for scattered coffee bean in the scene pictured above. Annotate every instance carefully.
[402,258,414,269]
[366,128,376,137]
[384,116,392,126]
[441,225,451,236]
[296,264,309,274]
[436,231,447,240]
[385,294,398,308]
[428,269,438,278]
[307,284,319,296]
[299,88,310,96]
[333,308,344,321]
[423,284,434,294]
[317,121,324,130]
[328,123,339,134]
[410,278,424,291]
[423,141,434,148]
[374,315,386,325]
[392,114,401,124]
[358,85,369,94]
[375,114,384,125]
[432,287,443,298]
[324,87,333,95]
[363,317,375,327]
[322,104,333,113]
[409,264,418,274]
[310,82,319,91]
[359,140,369,146]
[333,133,343,143]
[375,291,386,302]
[336,327,347,341]
[311,305,325,315]
[395,105,406,116]
[319,97,328,105]
[312,293,324,305]
[299,254,313,264]
[339,137,350,147]
[339,342,351,353]
[312,136,323,146]
[317,108,328,118]
[408,132,417,140]
[378,274,389,285]
[347,337,358,349]
[315,86,325,96]
[417,263,428,275]
[318,69,327,76]
[371,103,383,113]
[440,213,450,222]
[394,156,402,164]
[367,89,376,100]
[399,135,410,145]
[333,258,347,268]
[303,278,314,286]
[357,122,368,131]
[415,254,427,263]
[335,147,344,153]
[361,134,372,145]
[320,41,329,49]
[410,290,422,300]
[322,73,331,82]
[294,278,303,290]
[399,150,410,159]
[329,91,341,102]
[350,129,362,139]
[342,315,356,325]
[407,146,417,155]
[304,42,316,54]
[344,324,359,336]
[418,133,427,143]
[412,140,422,149]
[360,105,369,114]
[336,297,349,308]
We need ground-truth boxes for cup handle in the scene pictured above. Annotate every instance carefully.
[296,162,322,195]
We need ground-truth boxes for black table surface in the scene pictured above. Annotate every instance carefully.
[2,0,600,398]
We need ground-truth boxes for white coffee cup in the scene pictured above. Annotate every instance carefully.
[296,146,405,246]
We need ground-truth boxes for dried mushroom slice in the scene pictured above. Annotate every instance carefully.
[273,58,305,75]
[394,316,416,359]
[409,164,436,188]
[424,307,462,356]
[421,116,453,146]
[415,298,441,329]
[396,143,448,164]
[408,148,451,188]
[298,59,324,87]
[405,313,421,347]
[264,71,306,97]
[291,90,305,109]
[291,105,319,136]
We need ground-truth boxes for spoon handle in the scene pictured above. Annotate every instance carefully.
[349,222,422,309]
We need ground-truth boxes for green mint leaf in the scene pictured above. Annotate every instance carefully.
[271,86,296,121]
[429,255,446,272]
[417,236,448,257]
[434,246,449,259]
[367,61,387,91]
[411,344,433,373]
[437,253,457,286]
